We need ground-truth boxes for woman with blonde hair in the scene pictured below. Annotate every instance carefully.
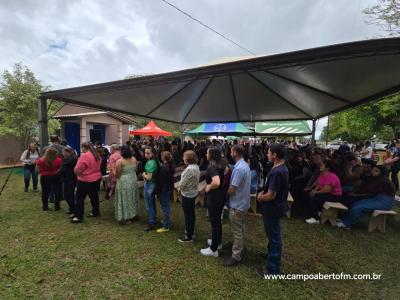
[35,148,62,211]
[71,142,102,223]
[178,150,200,242]
[106,144,121,200]
[20,143,40,192]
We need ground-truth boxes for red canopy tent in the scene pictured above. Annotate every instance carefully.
[129,120,172,137]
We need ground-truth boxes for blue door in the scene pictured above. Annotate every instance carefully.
[93,124,106,145]
[65,122,80,155]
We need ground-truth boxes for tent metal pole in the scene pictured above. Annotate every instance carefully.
[311,118,317,152]
[38,97,49,149]
[326,115,330,146]
[180,124,185,142]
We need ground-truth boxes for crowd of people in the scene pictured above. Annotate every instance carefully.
[20,134,400,275]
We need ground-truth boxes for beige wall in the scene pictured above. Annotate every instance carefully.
[105,124,120,145]
[81,115,125,145]
[122,124,130,144]
[57,106,134,146]
[0,135,23,164]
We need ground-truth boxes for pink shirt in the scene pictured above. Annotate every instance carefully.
[318,171,342,196]
[108,151,122,182]
[74,151,102,182]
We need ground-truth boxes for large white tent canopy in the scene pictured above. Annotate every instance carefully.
[39,38,400,145]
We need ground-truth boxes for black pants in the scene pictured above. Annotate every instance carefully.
[207,197,225,251]
[63,180,77,214]
[309,193,341,219]
[290,179,310,218]
[181,196,196,239]
[40,175,62,210]
[75,179,101,220]
[391,166,399,191]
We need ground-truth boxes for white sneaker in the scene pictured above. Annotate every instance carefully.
[336,221,350,230]
[200,247,218,257]
[207,239,223,250]
[305,217,320,225]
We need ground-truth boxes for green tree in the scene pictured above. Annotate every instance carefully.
[319,125,328,142]
[374,94,400,138]
[328,104,376,142]
[325,93,400,143]
[364,0,400,35]
[0,63,60,150]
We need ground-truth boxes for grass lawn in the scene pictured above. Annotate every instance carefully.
[0,168,400,299]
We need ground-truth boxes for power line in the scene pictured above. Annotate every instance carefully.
[160,0,256,56]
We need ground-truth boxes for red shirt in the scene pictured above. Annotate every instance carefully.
[74,151,102,182]
[36,157,62,176]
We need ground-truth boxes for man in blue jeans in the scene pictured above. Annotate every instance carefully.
[257,144,289,276]
[388,141,400,193]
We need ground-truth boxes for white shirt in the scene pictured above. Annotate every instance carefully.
[20,150,40,165]
[361,146,373,159]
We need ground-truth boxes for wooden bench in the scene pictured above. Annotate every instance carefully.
[286,193,294,218]
[195,181,207,206]
[101,174,110,190]
[247,192,294,217]
[320,202,348,226]
[368,210,397,233]
[248,194,261,216]
[173,182,181,202]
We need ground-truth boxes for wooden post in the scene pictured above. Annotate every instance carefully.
[38,97,48,149]
[311,119,317,152]
[325,115,330,146]
[180,124,185,142]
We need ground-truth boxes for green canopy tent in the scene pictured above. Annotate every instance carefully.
[255,121,311,136]
[207,136,241,140]
[185,122,253,136]
[225,136,240,140]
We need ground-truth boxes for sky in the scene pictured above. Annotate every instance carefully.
[0,0,385,137]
